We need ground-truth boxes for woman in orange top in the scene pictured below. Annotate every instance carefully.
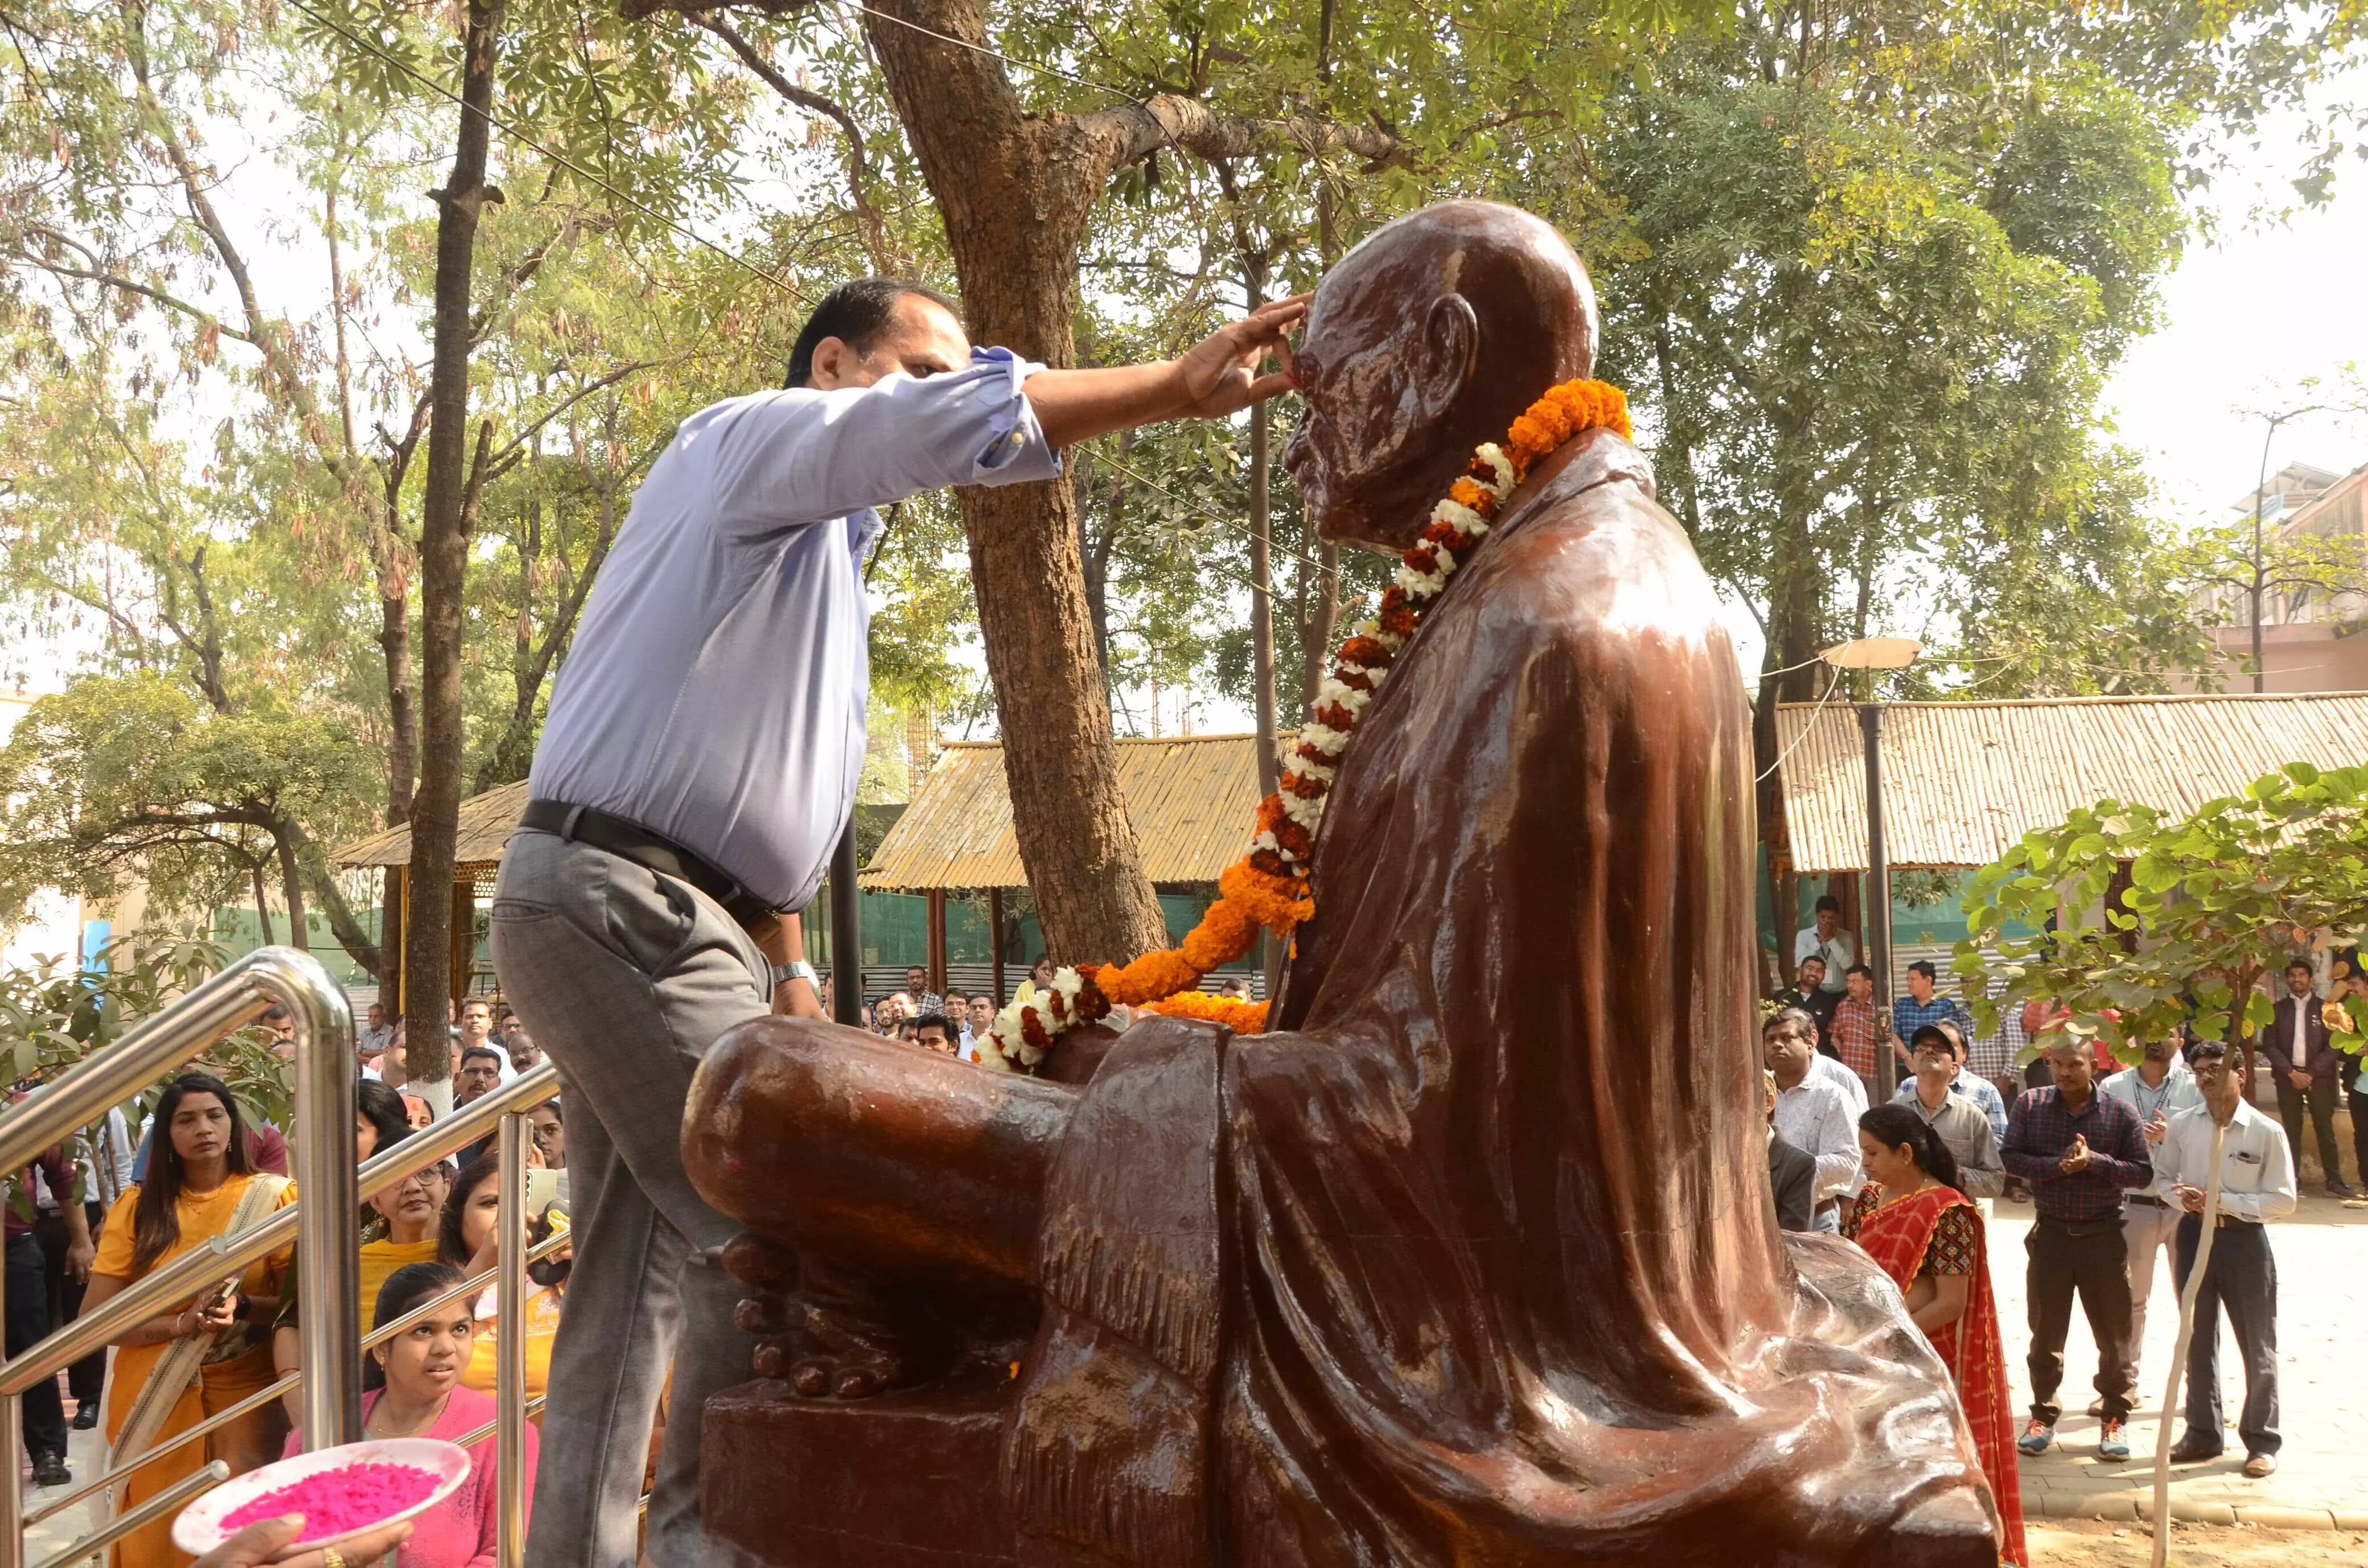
[439,1151,564,1411]
[80,1073,297,1568]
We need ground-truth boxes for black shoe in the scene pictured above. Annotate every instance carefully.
[2166,1434,2223,1465]
[71,1404,100,1430]
[31,1450,71,1488]
[2327,1180,2357,1199]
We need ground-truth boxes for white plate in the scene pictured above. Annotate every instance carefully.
[172,1437,472,1555]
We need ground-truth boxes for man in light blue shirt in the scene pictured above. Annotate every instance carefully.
[491,276,1306,1568]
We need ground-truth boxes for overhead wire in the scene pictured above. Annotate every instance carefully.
[1756,662,1845,782]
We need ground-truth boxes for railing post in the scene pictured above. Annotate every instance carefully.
[283,950,363,1449]
[496,1112,528,1568]
[2,1389,22,1553]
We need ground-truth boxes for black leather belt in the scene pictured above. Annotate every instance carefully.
[521,800,777,930]
[2128,1193,2169,1208]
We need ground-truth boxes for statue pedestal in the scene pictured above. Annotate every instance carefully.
[701,1368,1019,1567]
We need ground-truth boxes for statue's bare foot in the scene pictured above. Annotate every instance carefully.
[783,1289,924,1399]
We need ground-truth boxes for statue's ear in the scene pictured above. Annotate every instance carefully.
[1414,293,1479,420]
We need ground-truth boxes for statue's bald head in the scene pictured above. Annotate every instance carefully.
[1284,201,1598,550]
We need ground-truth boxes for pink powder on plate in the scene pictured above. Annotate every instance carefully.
[221,1462,442,1539]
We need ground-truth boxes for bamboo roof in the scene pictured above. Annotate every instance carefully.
[861,735,1270,891]
[1776,691,2368,874]
[335,780,533,870]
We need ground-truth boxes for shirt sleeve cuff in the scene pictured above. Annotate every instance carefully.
[968,346,1064,485]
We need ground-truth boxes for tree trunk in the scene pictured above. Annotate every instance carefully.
[860,0,1166,965]
[273,826,309,959]
[404,0,505,1088]
[1244,253,1278,799]
[380,577,417,827]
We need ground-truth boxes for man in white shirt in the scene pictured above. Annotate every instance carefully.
[1809,1044,1869,1118]
[2159,1041,2295,1478]
[1765,1009,1860,1232]
[1792,895,1854,995]
[2100,1034,2203,1387]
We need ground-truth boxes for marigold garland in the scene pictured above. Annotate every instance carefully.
[979,377,1630,1072]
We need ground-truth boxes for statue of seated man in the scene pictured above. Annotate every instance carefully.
[684,199,2003,1566]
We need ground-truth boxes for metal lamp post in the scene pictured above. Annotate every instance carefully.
[1820,637,1920,1095]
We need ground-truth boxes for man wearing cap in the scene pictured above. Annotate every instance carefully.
[1889,1016,2007,1143]
[1892,1025,2005,1199]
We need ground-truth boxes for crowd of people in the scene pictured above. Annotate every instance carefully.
[6,998,567,1568]
[5,924,2350,1568]
[1759,936,2342,1568]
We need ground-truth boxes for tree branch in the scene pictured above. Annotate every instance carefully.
[1,250,257,343]
[692,14,900,269]
[1072,94,1413,182]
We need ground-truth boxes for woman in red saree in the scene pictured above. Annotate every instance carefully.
[1847,1102,2028,1568]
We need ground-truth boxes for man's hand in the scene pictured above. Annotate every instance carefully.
[774,977,826,1020]
[2144,1110,2168,1147]
[1026,294,1309,448]
[66,1235,96,1282]
[191,1514,414,1567]
[2058,1134,2092,1174]
[1168,295,1308,419]
[2173,1183,2208,1215]
[2288,1068,2312,1089]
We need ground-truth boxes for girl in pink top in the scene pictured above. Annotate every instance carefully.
[285,1262,537,1568]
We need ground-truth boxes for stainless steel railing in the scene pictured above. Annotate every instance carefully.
[1,948,553,1568]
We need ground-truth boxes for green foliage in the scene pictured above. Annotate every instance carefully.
[0,675,377,918]
[1954,763,2368,1065]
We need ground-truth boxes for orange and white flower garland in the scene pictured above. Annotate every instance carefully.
[979,378,1631,1072]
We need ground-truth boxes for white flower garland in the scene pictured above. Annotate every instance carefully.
[973,442,1520,1074]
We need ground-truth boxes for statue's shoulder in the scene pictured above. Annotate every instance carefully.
[1472,434,1717,643]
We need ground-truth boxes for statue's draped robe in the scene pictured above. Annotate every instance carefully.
[1006,433,1993,1566]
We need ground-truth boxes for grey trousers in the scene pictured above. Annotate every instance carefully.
[2173,1215,2280,1457]
[491,828,771,1568]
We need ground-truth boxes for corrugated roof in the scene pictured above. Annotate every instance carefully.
[1777,691,2368,873]
[862,734,1270,891]
[335,780,533,870]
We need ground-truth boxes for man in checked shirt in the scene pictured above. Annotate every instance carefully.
[2004,1036,2153,1461]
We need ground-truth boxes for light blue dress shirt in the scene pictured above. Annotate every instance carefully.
[531,349,1061,910]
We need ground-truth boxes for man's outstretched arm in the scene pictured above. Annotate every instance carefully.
[1024,295,1306,448]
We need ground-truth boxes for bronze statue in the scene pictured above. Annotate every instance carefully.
[682,200,2003,1566]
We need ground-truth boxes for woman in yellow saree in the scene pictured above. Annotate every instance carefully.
[80,1072,296,1568]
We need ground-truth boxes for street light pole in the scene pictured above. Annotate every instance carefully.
[1821,636,1919,1096]
[1860,700,1896,1096]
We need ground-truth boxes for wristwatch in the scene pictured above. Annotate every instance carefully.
[772,960,818,988]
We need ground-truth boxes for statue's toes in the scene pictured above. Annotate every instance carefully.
[721,1230,797,1291]
[832,1364,883,1400]
[735,1295,783,1335]
[790,1357,833,1398]
[754,1334,797,1380]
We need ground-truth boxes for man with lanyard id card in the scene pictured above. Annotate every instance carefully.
[490,275,1305,1568]
[2100,1034,2203,1394]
